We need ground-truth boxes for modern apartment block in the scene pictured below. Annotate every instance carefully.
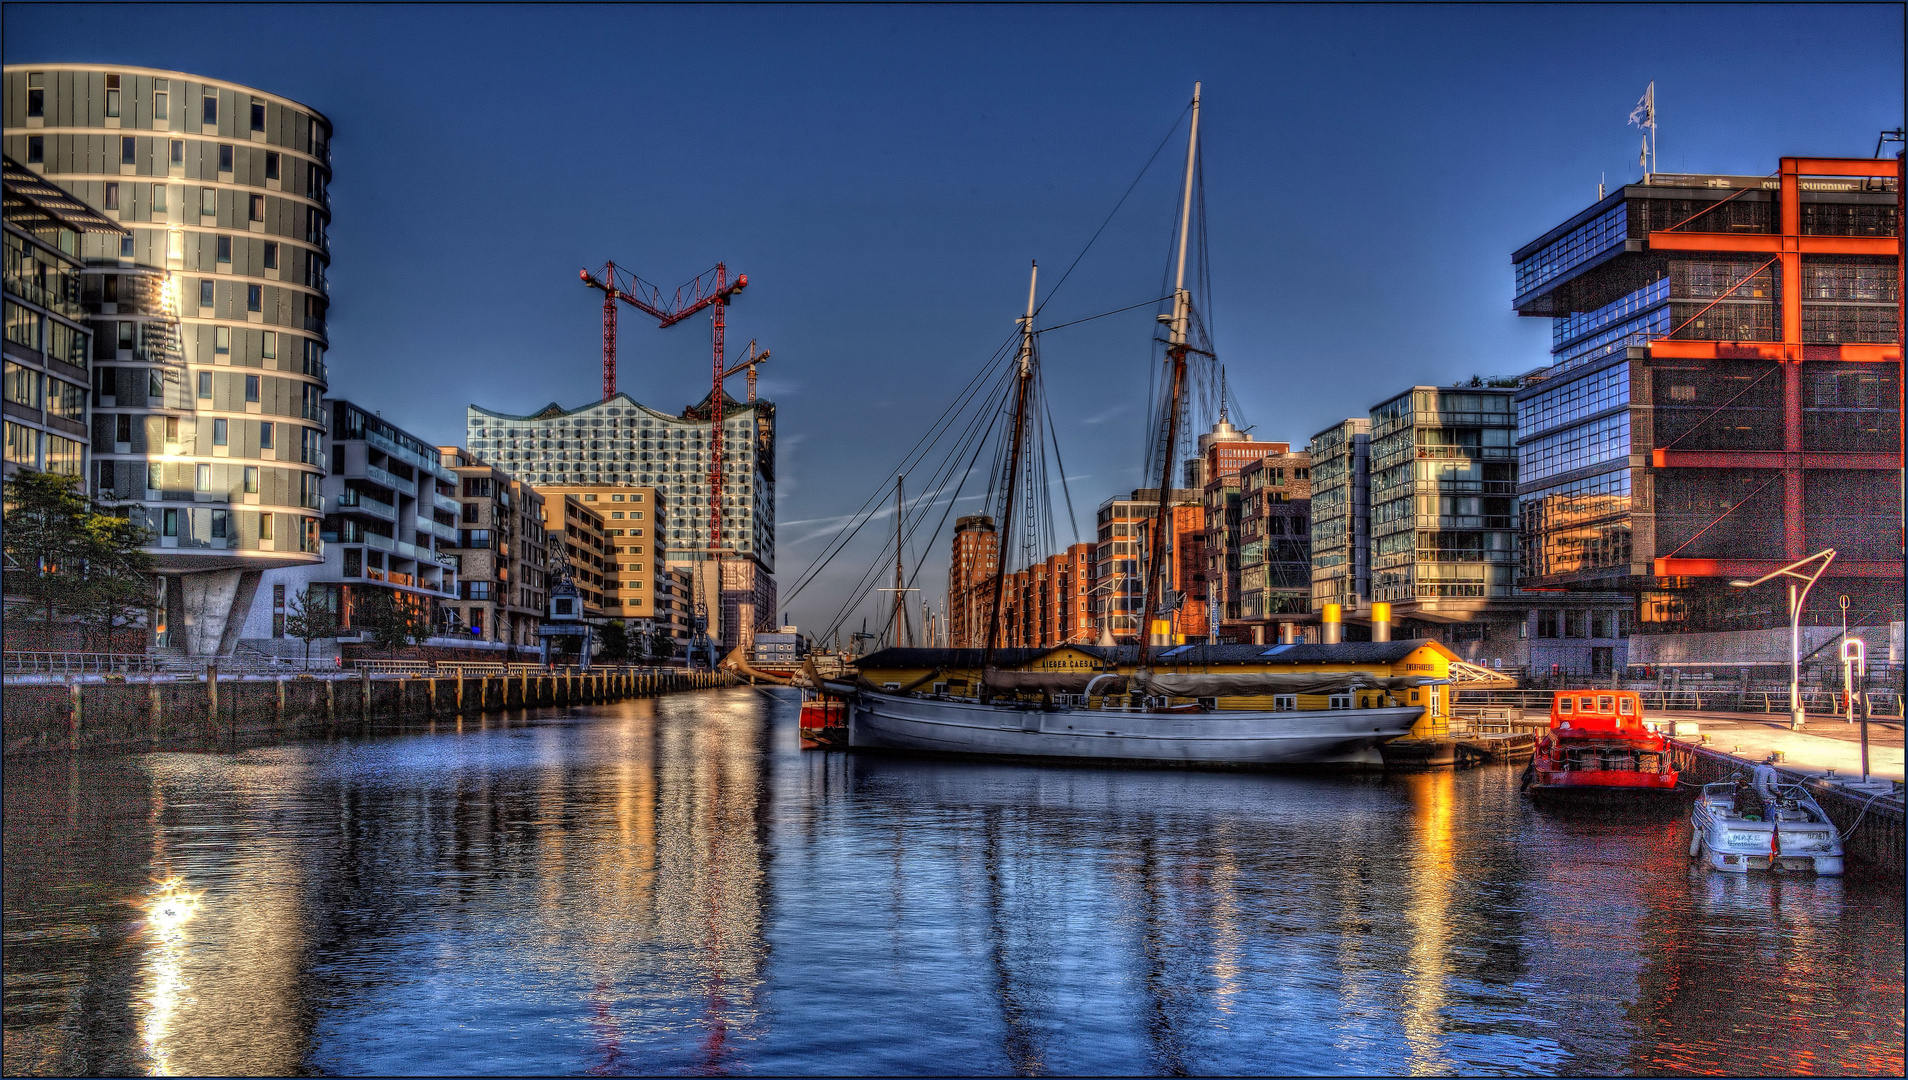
[4,159,118,482]
[1233,449,1311,633]
[946,513,999,648]
[1368,385,1522,627]
[1093,487,1199,643]
[438,446,548,648]
[6,65,334,655]
[239,399,458,646]
[1511,158,1902,662]
[541,493,611,614]
[1308,418,1371,618]
[466,389,776,654]
[531,484,669,625]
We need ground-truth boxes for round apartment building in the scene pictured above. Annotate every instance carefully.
[4,64,332,654]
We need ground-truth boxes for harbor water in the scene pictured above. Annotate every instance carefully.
[3,687,1901,1075]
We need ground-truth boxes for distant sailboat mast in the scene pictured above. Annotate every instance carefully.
[1140,81,1201,666]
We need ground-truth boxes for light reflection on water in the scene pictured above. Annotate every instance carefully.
[1,688,1901,1076]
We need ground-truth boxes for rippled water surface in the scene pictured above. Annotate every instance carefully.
[3,688,1902,1075]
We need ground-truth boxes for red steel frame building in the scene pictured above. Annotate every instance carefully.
[1512,155,1903,636]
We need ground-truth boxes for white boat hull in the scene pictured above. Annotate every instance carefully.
[848,693,1420,766]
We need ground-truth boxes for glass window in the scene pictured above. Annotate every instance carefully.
[212,510,229,538]
[258,512,273,541]
[200,187,216,216]
[121,136,135,164]
[107,75,121,118]
[250,102,266,132]
[198,371,212,398]
[120,234,134,259]
[261,331,276,359]
[151,184,167,212]
[1557,696,1574,715]
[199,280,214,307]
[3,362,42,408]
[219,144,233,172]
[202,95,218,126]
[27,73,44,118]
[170,139,184,165]
[217,236,231,263]
[154,81,169,121]
[259,421,273,449]
[215,326,230,354]
[244,465,257,493]
[163,508,179,537]
[212,418,227,445]
[48,380,83,420]
[262,242,277,269]
[196,464,210,491]
[249,194,264,221]
[104,183,120,210]
[245,375,259,402]
[265,152,279,180]
[27,136,43,164]
[3,302,40,351]
[247,284,262,312]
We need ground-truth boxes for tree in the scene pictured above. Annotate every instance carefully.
[354,588,432,653]
[73,510,157,652]
[4,470,154,649]
[649,626,677,664]
[2,469,94,624]
[599,620,630,664]
[283,585,340,665]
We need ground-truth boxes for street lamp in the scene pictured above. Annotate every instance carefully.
[1729,549,1836,731]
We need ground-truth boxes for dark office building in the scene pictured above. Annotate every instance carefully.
[1511,156,1902,650]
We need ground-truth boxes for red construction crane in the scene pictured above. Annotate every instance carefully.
[581,261,747,554]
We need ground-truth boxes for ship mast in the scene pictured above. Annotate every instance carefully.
[980,261,1039,685]
[1140,81,1200,669]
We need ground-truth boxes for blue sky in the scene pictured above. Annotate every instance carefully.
[7,4,1902,635]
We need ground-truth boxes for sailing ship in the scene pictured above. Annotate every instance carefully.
[820,84,1485,767]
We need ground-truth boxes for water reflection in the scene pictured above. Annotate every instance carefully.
[1,688,1901,1076]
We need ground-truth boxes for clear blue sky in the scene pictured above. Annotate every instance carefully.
[7,4,1902,635]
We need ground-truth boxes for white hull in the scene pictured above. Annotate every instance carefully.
[848,693,1420,766]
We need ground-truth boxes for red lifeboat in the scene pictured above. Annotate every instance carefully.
[1523,690,1680,802]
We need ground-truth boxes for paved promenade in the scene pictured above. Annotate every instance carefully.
[1656,709,1905,784]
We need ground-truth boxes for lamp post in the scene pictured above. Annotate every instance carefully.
[1729,549,1836,731]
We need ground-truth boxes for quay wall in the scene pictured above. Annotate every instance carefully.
[2,668,736,755]
[1668,740,1905,877]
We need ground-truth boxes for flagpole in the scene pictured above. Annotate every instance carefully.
[1650,82,1658,179]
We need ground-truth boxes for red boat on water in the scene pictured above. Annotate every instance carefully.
[799,694,848,746]
[1522,690,1679,802]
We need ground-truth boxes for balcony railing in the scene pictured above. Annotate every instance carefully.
[336,490,397,521]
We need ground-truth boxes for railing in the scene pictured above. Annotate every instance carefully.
[4,651,161,674]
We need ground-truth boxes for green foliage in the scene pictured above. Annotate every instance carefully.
[648,626,676,662]
[599,620,630,664]
[3,470,155,646]
[283,586,340,663]
[353,588,432,653]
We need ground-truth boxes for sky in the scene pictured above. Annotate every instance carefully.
[6,4,1903,639]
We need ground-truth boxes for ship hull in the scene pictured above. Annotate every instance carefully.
[847,693,1420,767]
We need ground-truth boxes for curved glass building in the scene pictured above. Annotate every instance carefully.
[4,64,332,654]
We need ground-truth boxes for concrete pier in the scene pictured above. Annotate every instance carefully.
[1,666,736,755]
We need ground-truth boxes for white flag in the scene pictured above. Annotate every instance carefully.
[1628,82,1655,130]
[1640,137,1649,168]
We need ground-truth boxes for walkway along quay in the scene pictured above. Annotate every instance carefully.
[0,663,737,755]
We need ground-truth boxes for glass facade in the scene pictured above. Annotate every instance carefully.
[1514,203,1628,298]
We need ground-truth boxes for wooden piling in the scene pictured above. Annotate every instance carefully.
[68,679,81,748]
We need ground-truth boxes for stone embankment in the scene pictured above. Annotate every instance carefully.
[2,666,735,754]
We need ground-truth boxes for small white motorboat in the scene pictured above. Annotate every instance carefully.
[1690,764,1844,876]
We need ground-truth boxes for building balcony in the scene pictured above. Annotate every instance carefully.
[336,491,397,522]
[364,532,396,553]
[433,492,460,515]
